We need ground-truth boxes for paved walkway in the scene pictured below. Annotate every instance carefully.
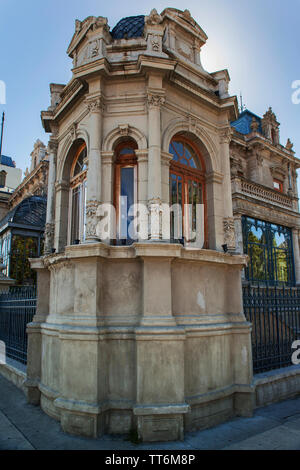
[0,374,300,450]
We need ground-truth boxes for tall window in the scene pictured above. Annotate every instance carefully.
[114,141,137,245]
[69,144,87,245]
[169,136,206,247]
[242,216,295,286]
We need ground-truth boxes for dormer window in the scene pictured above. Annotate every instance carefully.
[273,179,283,192]
[0,171,7,188]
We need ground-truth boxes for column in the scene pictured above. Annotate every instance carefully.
[292,228,300,284]
[147,89,165,240]
[85,96,103,243]
[44,138,58,254]
[220,129,236,251]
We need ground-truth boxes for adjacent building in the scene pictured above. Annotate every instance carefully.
[0,141,48,284]
[230,109,300,287]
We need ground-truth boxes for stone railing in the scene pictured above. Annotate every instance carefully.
[232,177,294,209]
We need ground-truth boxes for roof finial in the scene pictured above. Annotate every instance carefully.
[239,92,245,113]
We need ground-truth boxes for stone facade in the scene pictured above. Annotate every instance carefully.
[10,140,49,210]
[230,109,300,283]
[26,8,260,441]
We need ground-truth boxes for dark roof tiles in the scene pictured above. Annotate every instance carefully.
[111,15,145,40]
[231,110,263,135]
[0,155,16,168]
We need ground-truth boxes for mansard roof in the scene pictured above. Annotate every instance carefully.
[0,155,16,168]
[111,15,145,39]
[231,109,262,135]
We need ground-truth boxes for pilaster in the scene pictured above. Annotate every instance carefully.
[44,137,58,254]
[85,94,104,243]
[147,86,165,241]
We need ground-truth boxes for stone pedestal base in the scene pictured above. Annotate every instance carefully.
[27,243,253,442]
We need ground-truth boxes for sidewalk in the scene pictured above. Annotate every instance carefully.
[0,373,300,450]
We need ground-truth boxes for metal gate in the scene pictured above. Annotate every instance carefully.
[243,284,300,373]
[0,286,36,365]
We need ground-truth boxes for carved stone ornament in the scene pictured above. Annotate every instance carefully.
[44,223,55,254]
[70,123,78,142]
[223,217,236,250]
[286,138,294,151]
[147,93,165,108]
[220,128,232,144]
[85,200,100,239]
[90,39,100,57]
[87,98,104,114]
[145,8,163,25]
[187,115,197,133]
[118,124,129,136]
[151,36,160,51]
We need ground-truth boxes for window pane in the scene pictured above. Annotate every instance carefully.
[71,186,80,244]
[120,167,134,241]
[73,147,87,177]
[242,216,294,286]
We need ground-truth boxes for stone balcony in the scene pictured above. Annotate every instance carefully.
[232,177,297,211]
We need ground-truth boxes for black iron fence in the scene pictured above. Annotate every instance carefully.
[243,284,300,373]
[0,286,36,365]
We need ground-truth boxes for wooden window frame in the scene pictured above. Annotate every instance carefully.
[273,178,283,192]
[169,136,208,248]
[114,141,138,243]
[68,143,88,245]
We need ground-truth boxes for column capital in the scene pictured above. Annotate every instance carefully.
[219,127,233,144]
[147,89,165,108]
[48,139,58,154]
[86,95,105,114]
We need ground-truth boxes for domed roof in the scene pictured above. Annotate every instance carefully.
[0,195,47,231]
[111,15,145,40]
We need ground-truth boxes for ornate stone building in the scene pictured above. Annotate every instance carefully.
[25,8,300,442]
[230,109,300,286]
[0,155,22,221]
[0,140,48,284]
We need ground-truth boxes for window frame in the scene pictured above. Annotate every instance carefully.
[113,141,138,244]
[68,143,88,245]
[169,135,208,248]
[273,178,283,192]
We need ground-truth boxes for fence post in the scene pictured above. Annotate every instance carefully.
[25,258,50,405]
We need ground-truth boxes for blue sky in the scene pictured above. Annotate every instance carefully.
[0,0,300,174]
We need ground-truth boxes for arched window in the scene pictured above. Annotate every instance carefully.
[114,140,138,244]
[69,143,87,245]
[169,135,207,247]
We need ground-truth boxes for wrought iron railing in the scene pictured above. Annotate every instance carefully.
[0,286,36,365]
[243,284,300,373]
